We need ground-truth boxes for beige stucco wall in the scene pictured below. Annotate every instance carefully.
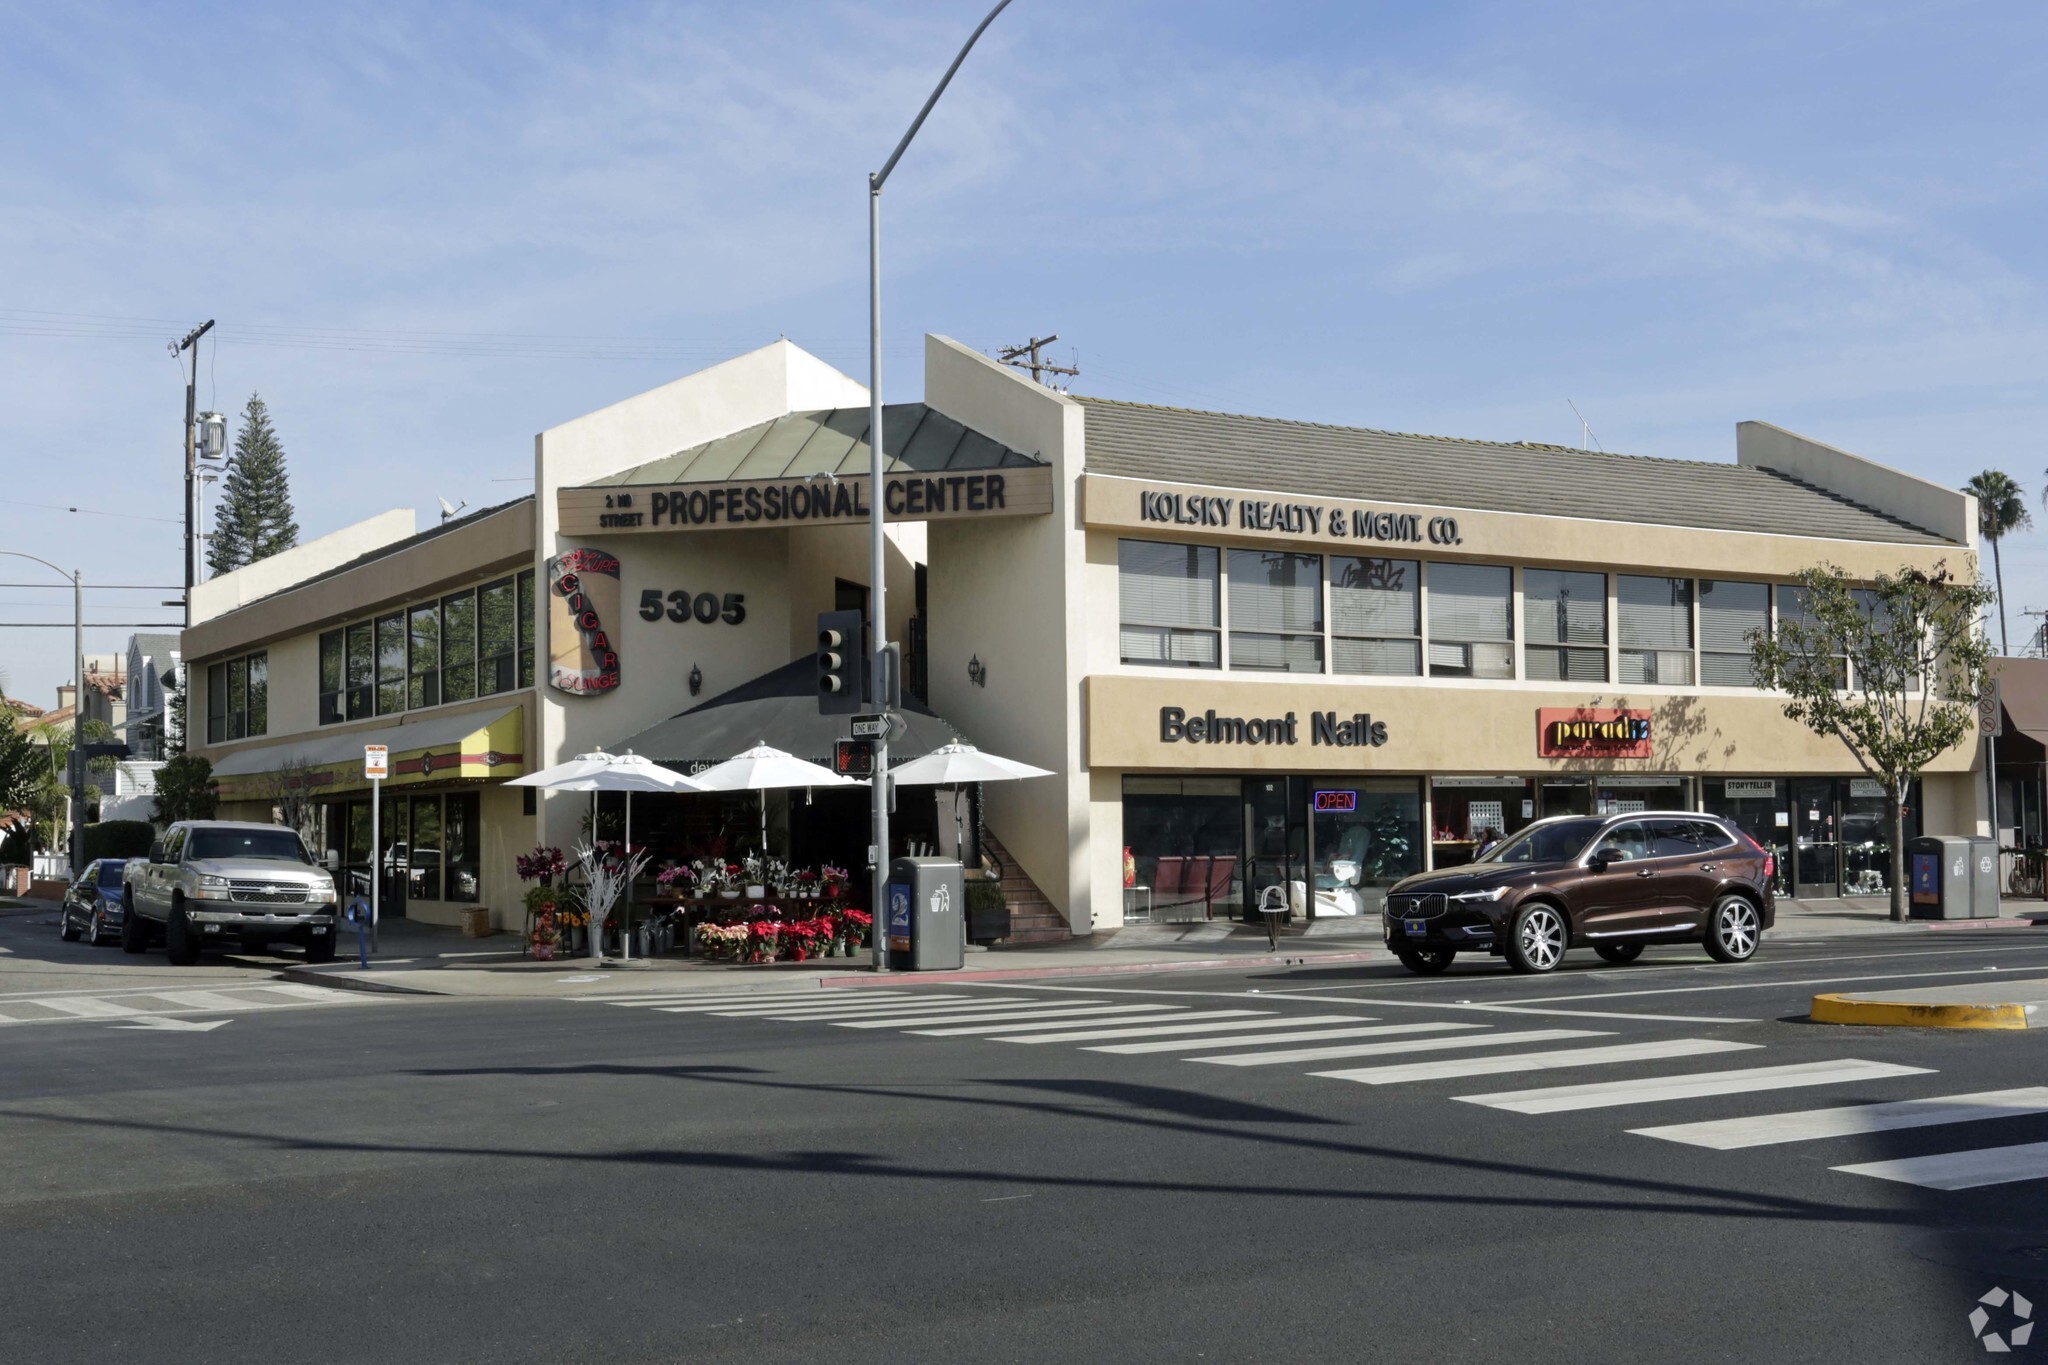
[922,335,1097,930]
[1737,422,1976,549]
[191,509,418,625]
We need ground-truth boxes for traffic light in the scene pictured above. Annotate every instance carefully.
[816,608,865,715]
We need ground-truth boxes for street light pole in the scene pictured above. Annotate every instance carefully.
[865,0,1017,972]
[0,552,84,877]
[172,320,215,627]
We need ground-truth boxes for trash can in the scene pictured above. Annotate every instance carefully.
[1907,836,1971,919]
[886,857,965,971]
[1968,838,2004,919]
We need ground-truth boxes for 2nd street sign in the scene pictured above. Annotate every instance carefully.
[852,714,903,739]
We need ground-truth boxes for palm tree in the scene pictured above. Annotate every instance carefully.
[1966,470,2029,654]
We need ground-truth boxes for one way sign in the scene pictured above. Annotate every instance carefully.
[852,714,904,740]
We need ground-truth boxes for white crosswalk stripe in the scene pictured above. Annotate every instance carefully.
[1457,1059,1933,1115]
[595,990,921,1009]
[996,1014,1366,1045]
[707,997,1040,1020]
[1313,1039,1760,1086]
[910,1008,1196,1036]
[1832,1141,2048,1190]
[791,1003,1148,1028]
[1088,1022,1471,1055]
[1630,1087,2048,1150]
[0,983,361,1026]
[839,1006,1264,1031]
[1193,1028,1596,1069]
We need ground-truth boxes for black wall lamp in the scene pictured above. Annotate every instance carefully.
[688,664,703,697]
[967,655,987,688]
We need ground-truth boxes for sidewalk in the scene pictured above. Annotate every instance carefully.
[274,895,2047,1001]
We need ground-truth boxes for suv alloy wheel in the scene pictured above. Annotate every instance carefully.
[1506,903,1568,974]
[1702,895,1761,963]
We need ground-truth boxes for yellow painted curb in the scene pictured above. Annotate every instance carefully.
[1810,993,2032,1029]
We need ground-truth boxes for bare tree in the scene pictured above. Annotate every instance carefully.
[254,755,322,845]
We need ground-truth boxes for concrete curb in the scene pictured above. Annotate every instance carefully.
[817,949,1384,988]
[278,966,454,997]
[1920,916,2048,931]
[1809,992,2035,1030]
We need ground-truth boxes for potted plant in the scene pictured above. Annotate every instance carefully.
[529,909,559,961]
[794,869,820,900]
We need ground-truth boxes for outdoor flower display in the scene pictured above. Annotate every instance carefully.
[515,846,567,884]
[689,903,871,962]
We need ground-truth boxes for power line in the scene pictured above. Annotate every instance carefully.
[19,501,183,525]
[0,621,185,628]
[0,582,181,589]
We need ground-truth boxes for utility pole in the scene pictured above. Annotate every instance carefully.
[998,335,1079,387]
[866,0,1016,971]
[170,320,215,627]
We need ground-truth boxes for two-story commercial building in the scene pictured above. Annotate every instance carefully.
[182,335,1985,936]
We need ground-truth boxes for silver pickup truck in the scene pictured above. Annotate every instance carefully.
[123,820,340,965]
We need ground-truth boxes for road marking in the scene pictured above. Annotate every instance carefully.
[147,989,268,1012]
[648,995,963,1015]
[737,998,1109,1023]
[1088,1022,1466,1054]
[1833,1141,2048,1190]
[1488,967,2035,1006]
[841,1007,1268,1031]
[1315,1039,1761,1086]
[1457,1059,1933,1114]
[696,994,964,1014]
[994,1014,1366,1045]
[795,1003,1147,1027]
[240,982,358,1001]
[1631,1087,2048,1149]
[591,990,896,1006]
[910,1009,1196,1036]
[112,1016,230,1032]
[29,996,151,1018]
[984,984,1754,1022]
[1194,1028,1599,1068]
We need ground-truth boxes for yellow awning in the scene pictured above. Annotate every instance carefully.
[213,705,526,801]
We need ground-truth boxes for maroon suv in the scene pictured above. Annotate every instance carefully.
[1382,812,1775,975]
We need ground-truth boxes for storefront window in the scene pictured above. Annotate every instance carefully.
[1311,778,1422,915]
[1118,540,1220,668]
[1431,777,1533,867]
[408,603,441,710]
[375,613,406,715]
[479,577,518,695]
[1427,563,1514,678]
[408,796,442,902]
[441,590,477,703]
[1330,556,1420,676]
[1703,777,1791,897]
[1619,575,1694,685]
[445,793,480,903]
[1699,580,1768,686]
[319,630,344,725]
[1228,549,1323,673]
[1523,569,1607,682]
[1596,776,1689,817]
[345,622,375,719]
[1121,777,1242,921]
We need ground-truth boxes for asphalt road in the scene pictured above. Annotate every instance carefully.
[3,913,2046,1364]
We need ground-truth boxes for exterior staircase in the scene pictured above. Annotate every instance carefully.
[978,829,1070,944]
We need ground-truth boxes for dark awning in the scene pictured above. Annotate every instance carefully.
[1992,657,2048,757]
[617,657,973,773]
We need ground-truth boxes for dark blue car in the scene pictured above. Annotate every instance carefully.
[60,858,130,946]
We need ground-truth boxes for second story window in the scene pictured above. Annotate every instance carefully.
[1229,549,1323,673]
[1699,580,1769,686]
[1523,569,1607,682]
[1330,556,1420,676]
[1619,575,1694,684]
[1427,563,1514,679]
[206,651,267,743]
[319,630,344,724]
[375,613,406,715]
[409,604,441,709]
[479,577,518,695]
[442,589,478,703]
[345,622,374,719]
[1118,540,1220,668]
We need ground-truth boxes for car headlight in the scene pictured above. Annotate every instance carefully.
[305,883,336,903]
[193,874,231,900]
[1449,886,1510,902]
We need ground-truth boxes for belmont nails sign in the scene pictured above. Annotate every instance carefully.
[1537,707,1653,759]
[1160,706,1389,749]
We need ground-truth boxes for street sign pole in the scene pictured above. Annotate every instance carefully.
[364,745,388,952]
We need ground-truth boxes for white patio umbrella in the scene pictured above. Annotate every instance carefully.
[889,742,1053,947]
[505,750,706,959]
[687,741,864,852]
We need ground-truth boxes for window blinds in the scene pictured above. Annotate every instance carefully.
[1330,557,1418,636]
[1428,563,1512,641]
[1523,570,1606,645]
[1700,580,1768,651]
[1618,576,1692,650]
[1120,540,1218,628]
[1228,550,1322,632]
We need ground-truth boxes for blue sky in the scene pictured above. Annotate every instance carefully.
[4,0,2045,703]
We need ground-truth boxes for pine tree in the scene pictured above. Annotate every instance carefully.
[208,394,300,574]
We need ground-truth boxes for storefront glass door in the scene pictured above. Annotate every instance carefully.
[1244,776,1307,922]
[1309,778,1423,916]
[1792,778,1838,899]
[1538,777,1593,821]
[1702,778,1791,899]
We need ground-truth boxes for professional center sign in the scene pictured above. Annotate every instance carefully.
[558,467,1053,536]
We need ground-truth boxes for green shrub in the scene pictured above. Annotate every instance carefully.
[83,820,156,863]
